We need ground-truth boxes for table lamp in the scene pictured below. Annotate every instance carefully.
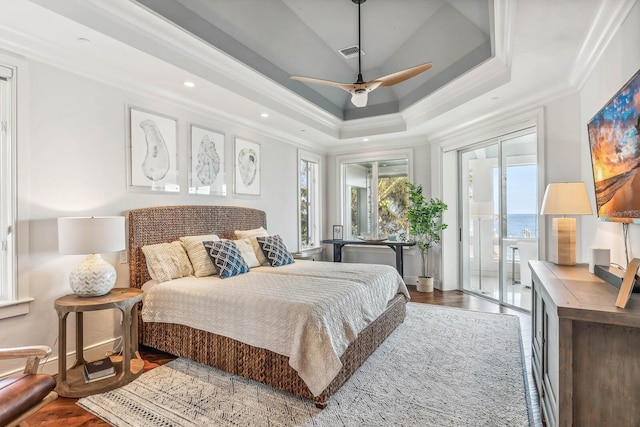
[58,216,125,297]
[540,182,593,265]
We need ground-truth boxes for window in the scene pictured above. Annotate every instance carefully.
[339,150,412,239]
[0,66,14,303]
[494,164,538,239]
[298,150,321,250]
[0,60,28,318]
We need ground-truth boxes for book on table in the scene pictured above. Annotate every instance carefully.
[83,356,116,382]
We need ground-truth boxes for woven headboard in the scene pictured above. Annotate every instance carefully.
[128,205,267,289]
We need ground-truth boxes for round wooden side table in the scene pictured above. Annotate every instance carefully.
[54,288,143,398]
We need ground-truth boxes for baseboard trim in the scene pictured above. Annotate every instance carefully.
[0,337,120,379]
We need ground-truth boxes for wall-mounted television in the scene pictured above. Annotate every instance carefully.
[587,68,640,223]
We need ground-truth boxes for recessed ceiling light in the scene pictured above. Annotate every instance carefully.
[260,113,269,118]
[183,81,195,88]
[77,37,91,45]
[363,138,369,142]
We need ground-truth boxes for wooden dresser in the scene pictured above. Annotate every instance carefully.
[530,261,640,427]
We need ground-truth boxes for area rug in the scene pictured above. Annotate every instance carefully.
[78,303,533,426]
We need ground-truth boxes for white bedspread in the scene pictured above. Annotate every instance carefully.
[141,261,409,396]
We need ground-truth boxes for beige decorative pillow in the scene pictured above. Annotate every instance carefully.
[180,234,220,277]
[234,227,269,265]
[142,241,194,282]
[233,238,260,268]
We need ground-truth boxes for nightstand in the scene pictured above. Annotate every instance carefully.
[54,288,143,397]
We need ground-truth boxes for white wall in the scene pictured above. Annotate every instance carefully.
[540,92,584,261]
[580,2,640,267]
[0,57,314,375]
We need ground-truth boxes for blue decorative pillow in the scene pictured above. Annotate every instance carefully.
[203,240,250,278]
[256,235,294,267]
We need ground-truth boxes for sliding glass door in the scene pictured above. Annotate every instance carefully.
[459,130,538,311]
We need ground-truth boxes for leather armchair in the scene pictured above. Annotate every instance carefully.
[0,345,58,427]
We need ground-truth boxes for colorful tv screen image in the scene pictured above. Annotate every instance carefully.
[587,69,640,221]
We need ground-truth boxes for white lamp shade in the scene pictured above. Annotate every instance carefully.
[540,182,593,216]
[470,201,493,219]
[58,216,125,255]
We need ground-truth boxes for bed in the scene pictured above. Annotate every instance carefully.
[128,205,409,407]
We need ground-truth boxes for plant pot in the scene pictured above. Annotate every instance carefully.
[416,276,434,293]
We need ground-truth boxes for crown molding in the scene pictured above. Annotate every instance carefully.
[492,0,515,69]
[569,0,637,89]
[29,0,344,140]
[0,3,330,154]
[17,0,520,149]
[400,0,514,133]
[430,84,577,148]
[62,0,512,144]
[106,0,345,136]
[338,113,407,140]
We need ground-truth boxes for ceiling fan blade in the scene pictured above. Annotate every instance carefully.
[374,62,432,87]
[290,75,354,92]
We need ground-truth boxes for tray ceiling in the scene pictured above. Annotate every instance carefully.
[135,0,493,120]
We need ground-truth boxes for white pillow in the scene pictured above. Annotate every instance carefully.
[142,241,194,282]
[234,227,269,265]
[180,234,220,277]
[233,238,260,268]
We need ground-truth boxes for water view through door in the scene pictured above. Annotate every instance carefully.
[459,131,538,311]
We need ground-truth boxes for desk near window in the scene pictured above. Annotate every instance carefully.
[322,239,416,278]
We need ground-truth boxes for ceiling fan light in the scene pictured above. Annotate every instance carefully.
[351,92,368,108]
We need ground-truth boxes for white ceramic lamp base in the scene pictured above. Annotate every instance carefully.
[69,254,116,297]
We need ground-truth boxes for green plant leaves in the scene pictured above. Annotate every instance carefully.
[406,182,448,277]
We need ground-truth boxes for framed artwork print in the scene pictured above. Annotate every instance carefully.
[333,225,344,240]
[234,138,260,196]
[189,124,226,196]
[127,106,179,192]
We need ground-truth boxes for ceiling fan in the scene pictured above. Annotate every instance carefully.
[290,0,432,108]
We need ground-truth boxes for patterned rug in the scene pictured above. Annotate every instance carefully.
[78,303,533,426]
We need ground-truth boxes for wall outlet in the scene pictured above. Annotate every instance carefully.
[119,250,128,264]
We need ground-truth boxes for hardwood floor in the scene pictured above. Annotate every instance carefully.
[26,288,542,426]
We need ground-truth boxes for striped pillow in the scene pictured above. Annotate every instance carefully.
[180,234,220,277]
[234,227,269,265]
[142,241,194,282]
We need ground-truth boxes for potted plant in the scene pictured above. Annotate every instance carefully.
[406,182,448,292]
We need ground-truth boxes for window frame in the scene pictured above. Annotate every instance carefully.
[297,149,322,251]
[337,149,413,240]
[0,56,31,319]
